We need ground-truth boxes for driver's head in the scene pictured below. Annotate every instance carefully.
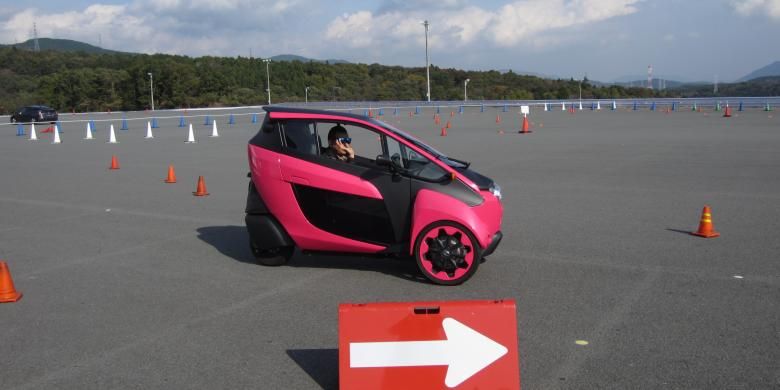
[327,124,348,145]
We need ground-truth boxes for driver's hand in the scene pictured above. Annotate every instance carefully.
[338,141,355,159]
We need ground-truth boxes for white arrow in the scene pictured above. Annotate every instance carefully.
[350,317,508,388]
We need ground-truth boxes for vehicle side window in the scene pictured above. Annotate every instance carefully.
[316,122,383,164]
[340,123,382,160]
[385,136,447,181]
[282,120,319,156]
[386,136,407,168]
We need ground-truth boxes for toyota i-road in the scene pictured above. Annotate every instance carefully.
[246,107,503,285]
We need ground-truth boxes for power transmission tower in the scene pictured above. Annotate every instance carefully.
[33,23,40,52]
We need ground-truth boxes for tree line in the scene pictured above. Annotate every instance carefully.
[0,46,775,114]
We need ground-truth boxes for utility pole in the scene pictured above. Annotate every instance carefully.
[148,72,154,111]
[423,20,431,102]
[263,59,271,105]
[464,79,470,101]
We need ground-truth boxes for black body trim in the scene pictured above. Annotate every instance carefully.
[457,168,494,191]
[245,214,294,250]
[482,231,503,257]
[245,181,268,214]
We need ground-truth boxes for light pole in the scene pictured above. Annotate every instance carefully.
[422,20,431,102]
[464,78,470,101]
[305,86,310,103]
[148,72,154,111]
[262,59,271,105]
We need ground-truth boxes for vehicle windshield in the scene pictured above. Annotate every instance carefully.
[372,119,469,169]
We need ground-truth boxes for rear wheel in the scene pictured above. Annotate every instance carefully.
[250,243,293,266]
[414,221,481,285]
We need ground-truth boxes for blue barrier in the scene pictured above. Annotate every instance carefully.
[229,114,235,126]
[120,117,129,130]
[204,115,211,125]
[251,113,258,123]
[179,116,186,127]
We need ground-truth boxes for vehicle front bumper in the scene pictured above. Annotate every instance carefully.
[482,231,503,257]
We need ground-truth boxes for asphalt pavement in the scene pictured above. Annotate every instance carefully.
[1,105,779,389]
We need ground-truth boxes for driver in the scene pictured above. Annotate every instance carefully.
[323,124,355,162]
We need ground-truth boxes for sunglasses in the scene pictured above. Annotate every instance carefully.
[335,137,352,144]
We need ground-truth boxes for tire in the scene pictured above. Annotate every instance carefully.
[250,243,293,266]
[414,221,481,285]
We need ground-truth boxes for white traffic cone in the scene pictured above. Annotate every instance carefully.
[544,102,549,112]
[612,100,617,110]
[561,102,566,111]
[578,101,583,110]
[596,101,602,110]
[210,120,219,137]
[29,123,37,141]
[52,124,61,144]
[186,123,196,143]
[108,124,118,144]
[84,122,94,140]
[145,121,154,139]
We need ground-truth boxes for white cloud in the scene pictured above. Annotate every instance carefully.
[0,1,306,56]
[325,0,641,50]
[491,0,640,46]
[732,0,780,19]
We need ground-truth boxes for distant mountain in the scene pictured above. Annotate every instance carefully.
[0,38,123,54]
[270,54,349,64]
[739,61,780,82]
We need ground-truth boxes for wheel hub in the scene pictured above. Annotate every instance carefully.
[424,228,471,277]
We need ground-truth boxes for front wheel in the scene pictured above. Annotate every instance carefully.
[414,221,481,285]
[250,243,293,266]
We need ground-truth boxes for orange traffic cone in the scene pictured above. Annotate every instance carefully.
[723,107,732,118]
[450,111,454,117]
[409,112,413,118]
[109,155,120,170]
[368,109,373,118]
[445,120,451,129]
[164,164,177,183]
[519,116,532,134]
[440,127,447,136]
[0,261,22,303]
[496,115,501,124]
[193,176,210,196]
[435,115,440,125]
[691,205,720,238]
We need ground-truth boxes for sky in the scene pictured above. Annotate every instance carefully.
[1,0,779,82]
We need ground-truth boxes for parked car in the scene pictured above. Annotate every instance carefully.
[10,105,58,123]
[245,107,503,285]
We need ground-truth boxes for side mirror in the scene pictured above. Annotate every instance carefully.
[376,154,392,167]
[376,154,404,173]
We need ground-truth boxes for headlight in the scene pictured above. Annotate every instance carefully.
[490,183,502,200]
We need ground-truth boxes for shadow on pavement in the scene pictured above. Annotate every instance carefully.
[196,225,429,284]
[286,348,339,390]
[666,228,693,236]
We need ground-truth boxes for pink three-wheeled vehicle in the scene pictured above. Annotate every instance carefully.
[246,107,503,285]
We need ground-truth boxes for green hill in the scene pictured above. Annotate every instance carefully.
[0,38,123,54]
[270,54,349,64]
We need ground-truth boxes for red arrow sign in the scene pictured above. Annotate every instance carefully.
[339,300,520,389]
